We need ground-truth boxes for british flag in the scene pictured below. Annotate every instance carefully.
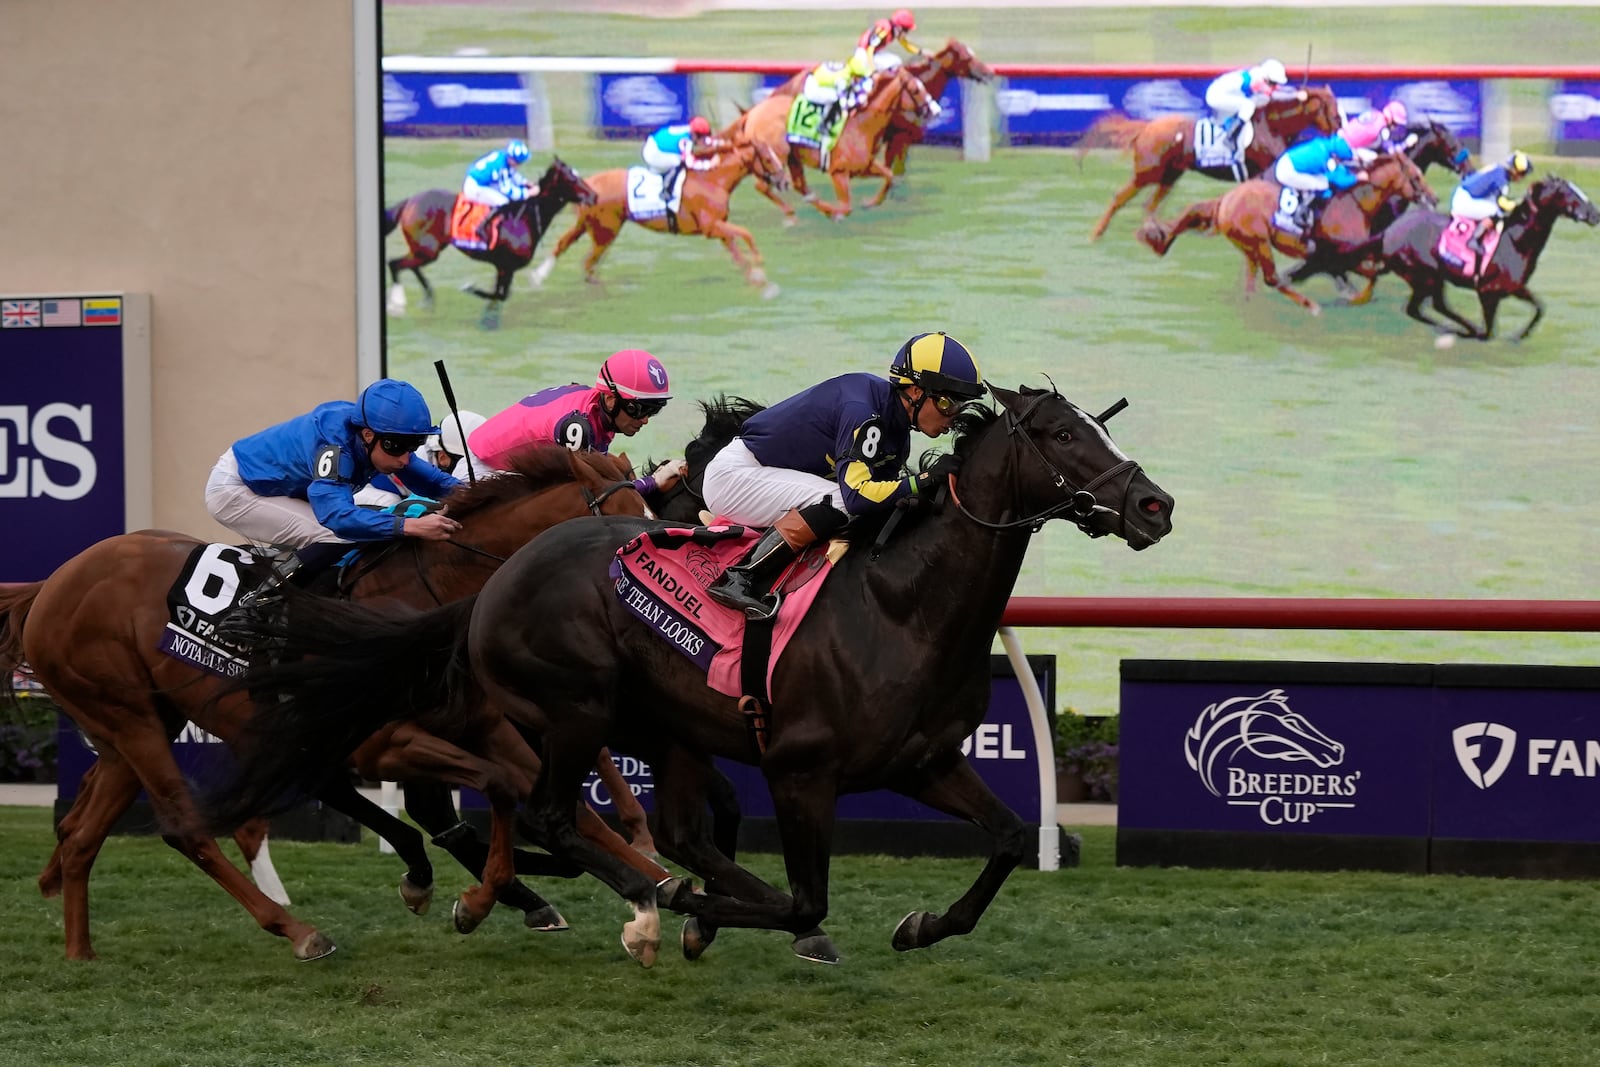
[1,299,41,328]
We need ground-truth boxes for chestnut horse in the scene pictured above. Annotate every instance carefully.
[529,134,789,298]
[736,65,938,221]
[1136,152,1435,315]
[381,158,596,329]
[1083,87,1342,241]
[768,40,995,178]
[0,447,670,961]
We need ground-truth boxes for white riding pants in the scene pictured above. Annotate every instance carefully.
[1206,84,1257,124]
[641,139,681,175]
[204,447,350,549]
[461,177,511,207]
[701,438,850,528]
[802,73,841,106]
[1274,156,1329,194]
[1450,187,1500,221]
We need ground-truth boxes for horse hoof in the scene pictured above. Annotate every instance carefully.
[782,216,798,228]
[891,910,933,952]
[621,923,659,968]
[452,897,485,935]
[761,282,781,301]
[523,905,569,932]
[399,875,433,916]
[386,303,405,318]
[293,931,337,962]
[792,931,840,965]
[1434,332,1457,350]
[681,917,717,961]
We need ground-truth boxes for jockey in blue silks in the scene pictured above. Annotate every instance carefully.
[1272,132,1367,243]
[462,139,535,244]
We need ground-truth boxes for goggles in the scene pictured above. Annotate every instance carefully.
[928,393,971,417]
[618,396,669,419]
[376,433,428,457]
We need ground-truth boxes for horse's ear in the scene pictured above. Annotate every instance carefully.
[988,383,1020,408]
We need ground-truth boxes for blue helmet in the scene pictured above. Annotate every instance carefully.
[506,139,531,164]
[357,379,439,435]
[889,332,986,401]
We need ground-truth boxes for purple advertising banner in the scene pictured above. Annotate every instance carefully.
[57,715,229,801]
[756,71,963,145]
[594,73,692,140]
[1120,670,1434,837]
[1,294,149,583]
[383,72,535,138]
[1552,80,1600,156]
[997,76,1482,146]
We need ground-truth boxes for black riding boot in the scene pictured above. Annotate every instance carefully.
[238,540,349,609]
[708,502,845,620]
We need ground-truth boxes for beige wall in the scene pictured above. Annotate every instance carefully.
[0,0,360,538]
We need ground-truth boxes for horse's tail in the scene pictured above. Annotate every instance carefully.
[200,594,479,831]
[1137,198,1219,256]
[0,581,44,675]
[1076,115,1148,159]
[381,199,406,238]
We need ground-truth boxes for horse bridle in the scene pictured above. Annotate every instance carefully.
[950,390,1142,537]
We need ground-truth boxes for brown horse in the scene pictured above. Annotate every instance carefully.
[381,158,596,329]
[0,447,670,961]
[1136,152,1436,315]
[769,41,995,178]
[1083,87,1342,242]
[737,65,938,221]
[530,134,789,297]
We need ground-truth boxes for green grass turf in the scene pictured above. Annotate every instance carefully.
[6,804,1600,1066]
[380,6,1600,715]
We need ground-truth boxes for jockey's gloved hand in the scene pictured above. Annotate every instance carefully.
[917,451,963,493]
[650,459,687,491]
[926,99,943,118]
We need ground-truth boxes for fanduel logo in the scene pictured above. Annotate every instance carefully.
[1185,689,1359,826]
[1453,721,1516,789]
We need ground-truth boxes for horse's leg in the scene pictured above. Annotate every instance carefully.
[42,752,143,960]
[1507,288,1543,341]
[579,218,621,284]
[530,217,585,287]
[754,176,798,227]
[1143,176,1180,221]
[478,268,511,330]
[1477,291,1508,341]
[1251,237,1320,315]
[1089,177,1147,242]
[309,772,435,914]
[826,167,854,219]
[1428,281,1481,337]
[863,158,896,209]
[704,219,778,296]
[128,726,334,959]
[1404,279,1452,333]
[595,748,659,857]
[386,258,409,316]
[230,818,290,907]
[888,759,1027,953]
[413,267,434,311]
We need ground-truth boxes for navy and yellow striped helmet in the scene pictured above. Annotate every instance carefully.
[888,332,985,401]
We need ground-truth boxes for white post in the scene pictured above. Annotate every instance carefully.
[1481,78,1512,162]
[962,78,993,163]
[378,780,400,854]
[998,626,1058,871]
[522,72,554,151]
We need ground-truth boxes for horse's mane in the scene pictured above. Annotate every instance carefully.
[913,400,1000,473]
[444,445,620,519]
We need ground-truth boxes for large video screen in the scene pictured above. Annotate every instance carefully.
[379,5,1600,714]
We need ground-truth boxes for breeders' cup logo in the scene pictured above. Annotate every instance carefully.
[647,358,668,389]
[1453,722,1516,789]
[603,76,682,126]
[1185,689,1359,825]
[1392,81,1476,133]
[382,74,419,123]
[1123,79,1204,120]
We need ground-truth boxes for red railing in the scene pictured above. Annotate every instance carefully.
[670,60,1600,80]
[1000,597,1600,631]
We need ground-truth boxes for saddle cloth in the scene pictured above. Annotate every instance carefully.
[786,95,845,155]
[625,166,686,222]
[451,196,494,251]
[610,525,835,701]
[1270,185,1313,238]
[161,543,266,678]
[1437,216,1501,279]
[1193,117,1246,171]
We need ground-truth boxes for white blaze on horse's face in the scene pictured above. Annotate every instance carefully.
[1068,399,1130,463]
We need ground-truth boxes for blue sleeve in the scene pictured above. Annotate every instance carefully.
[1329,165,1359,190]
[833,413,914,514]
[394,456,461,501]
[307,479,405,540]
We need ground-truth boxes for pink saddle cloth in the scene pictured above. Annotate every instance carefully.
[609,525,836,700]
[1437,216,1501,278]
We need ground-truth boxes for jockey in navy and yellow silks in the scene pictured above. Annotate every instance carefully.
[703,331,985,618]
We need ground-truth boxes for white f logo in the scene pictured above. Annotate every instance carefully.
[1452,722,1517,789]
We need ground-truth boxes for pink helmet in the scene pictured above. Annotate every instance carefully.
[688,115,711,137]
[598,349,672,401]
[891,8,916,30]
[1339,116,1383,151]
[1381,101,1408,128]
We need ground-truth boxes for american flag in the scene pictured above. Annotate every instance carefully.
[1,299,40,328]
[42,298,80,327]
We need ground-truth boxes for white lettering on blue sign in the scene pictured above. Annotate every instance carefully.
[961,723,1027,760]
[0,403,97,500]
[1550,94,1600,122]
[995,89,1111,117]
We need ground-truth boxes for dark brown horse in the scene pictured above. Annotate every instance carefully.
[381,158,596,329]
[737,65,938,221]
[0,447,669,962]
[1083,87,1342,241]
[530,134,789,297]
[204,387,1174,966]
[769,41,995,179]
[1362,175,1599,341]
[1137,151,1435,315]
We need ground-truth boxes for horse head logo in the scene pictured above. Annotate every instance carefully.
[1452,722,1517,790]
[647,360,667,388]
[684,547,720,588]
[1184,689,1345,797]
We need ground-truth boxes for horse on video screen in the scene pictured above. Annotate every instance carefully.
[1359,175,1599,341]
[205,386,1174,967]
[0,447,667,962]
[382,158,596,329]
[530,134,789,298]
[1137,151,1435,315]
[1083,86,1341,242]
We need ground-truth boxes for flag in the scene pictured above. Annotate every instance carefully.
[41,298,81,327]
[83,297,121,326]
[1,300,40,328]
